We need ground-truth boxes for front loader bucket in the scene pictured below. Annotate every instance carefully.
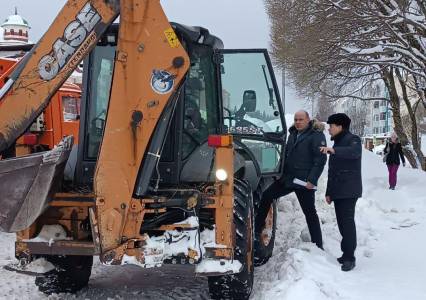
[0,136,73,233]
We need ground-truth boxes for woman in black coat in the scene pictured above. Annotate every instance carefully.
[384,133,405,190]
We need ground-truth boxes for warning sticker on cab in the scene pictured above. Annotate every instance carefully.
[164,28,180,48]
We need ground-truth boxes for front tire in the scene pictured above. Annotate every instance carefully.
[208,179,254,300]
[254,199,277,266]
[35,255,93,295]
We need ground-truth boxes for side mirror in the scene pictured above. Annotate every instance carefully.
[243,90,257,113]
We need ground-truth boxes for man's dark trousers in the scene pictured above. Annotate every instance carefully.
[295,189,323,248]
[334,198,357,261]
[257,183,323,249]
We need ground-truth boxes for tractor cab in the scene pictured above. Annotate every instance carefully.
[75,23,286,195]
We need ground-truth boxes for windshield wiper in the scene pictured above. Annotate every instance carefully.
[262,65,276,110]
[263,131,285,143]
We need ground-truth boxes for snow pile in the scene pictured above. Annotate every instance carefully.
[196,225,242,274]
[253,147,426,300]
[199,226,226,249]
[372,144,386,155]
[5,258,55,276]
[196,258,242,274]
[20,258,55,274]
[121,216,236,275]
[121,217,202,268]
[27,225,68,246]
[122,216,227,272]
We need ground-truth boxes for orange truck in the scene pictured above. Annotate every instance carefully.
[0,57,81,157]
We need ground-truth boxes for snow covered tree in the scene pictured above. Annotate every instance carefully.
[314,94,335,122]
[265,0,426,169]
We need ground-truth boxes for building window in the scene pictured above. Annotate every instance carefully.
[374,114,379,121]
[19,29,23,36]
[374,101,380,108]
[10,29,14,35]
[381,100,387,106]
[380,112,386,120]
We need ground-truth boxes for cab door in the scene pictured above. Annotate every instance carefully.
[218,49,286,176]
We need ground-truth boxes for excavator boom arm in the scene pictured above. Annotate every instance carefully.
[0,0,191,243]
[0,0,120,152]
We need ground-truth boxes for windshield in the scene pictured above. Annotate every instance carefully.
[85,45,115,159]
[181,44,219,159]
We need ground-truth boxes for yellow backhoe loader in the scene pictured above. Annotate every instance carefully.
[0,1,286,298]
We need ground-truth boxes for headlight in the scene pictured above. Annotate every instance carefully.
[215,169,228,181]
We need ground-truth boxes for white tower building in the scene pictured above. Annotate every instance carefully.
[1,8,30,45]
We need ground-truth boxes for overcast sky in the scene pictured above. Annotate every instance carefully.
[2,0,306,114]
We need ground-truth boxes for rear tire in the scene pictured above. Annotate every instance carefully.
[35,255,93,295]
[208,179,254,300]
[254,199,277,266]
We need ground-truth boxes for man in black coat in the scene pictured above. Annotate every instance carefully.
[320,113,362,272]
[256,110,327,249]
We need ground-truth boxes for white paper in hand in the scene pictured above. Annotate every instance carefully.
[293,178,317,190]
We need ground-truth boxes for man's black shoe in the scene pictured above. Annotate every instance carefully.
[341,260,356,272]
[337,256,344,264]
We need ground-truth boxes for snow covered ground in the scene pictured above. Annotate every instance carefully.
[0,145,425,299]
[253,149,426,300]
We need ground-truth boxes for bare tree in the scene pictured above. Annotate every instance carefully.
[314,94,335,121]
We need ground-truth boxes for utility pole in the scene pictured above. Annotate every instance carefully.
[281,66,286,115]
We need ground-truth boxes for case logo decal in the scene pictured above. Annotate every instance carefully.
[151,70,175,94]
